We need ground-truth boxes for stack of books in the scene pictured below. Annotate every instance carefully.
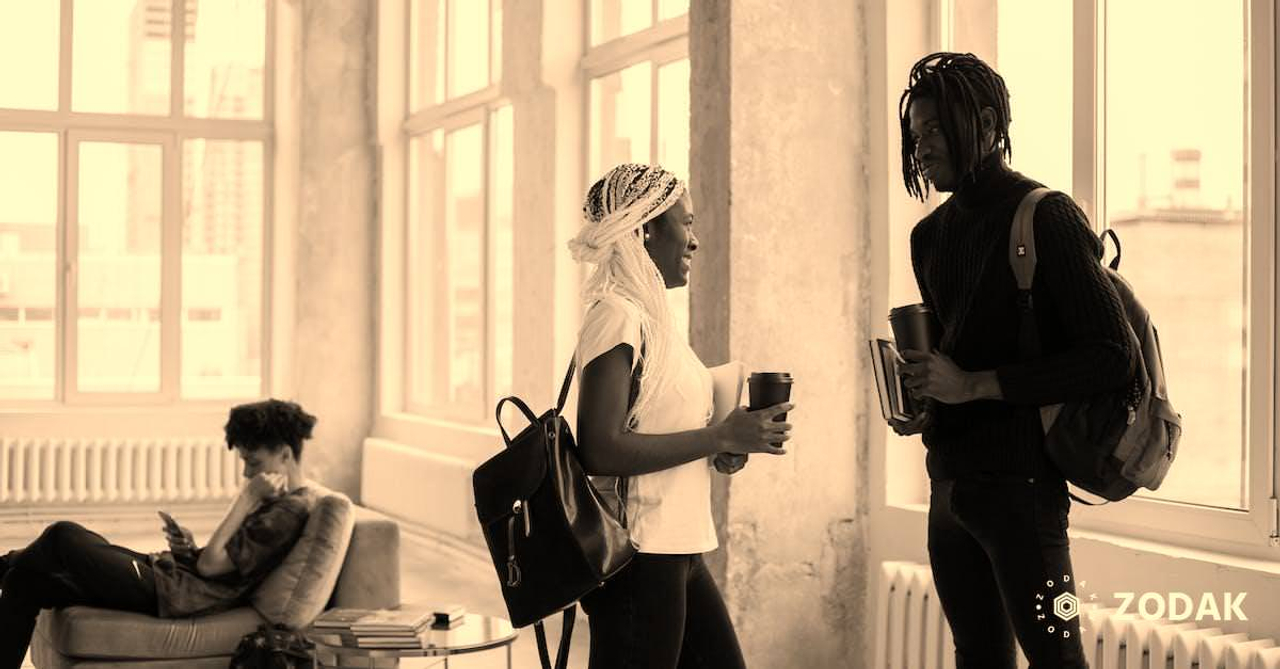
[430,604,466,630]
[868,338,915,422]
[313,605,466,649]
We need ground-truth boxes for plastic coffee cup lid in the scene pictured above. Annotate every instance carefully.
[889,303,931,316]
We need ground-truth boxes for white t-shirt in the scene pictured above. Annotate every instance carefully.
[574,298,718,554]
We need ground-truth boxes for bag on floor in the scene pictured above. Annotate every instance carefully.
[473,358,640,669]
[228,623,314,669]
[1009,188,1182,503]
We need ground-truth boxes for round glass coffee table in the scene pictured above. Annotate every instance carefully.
[307,613,518,668]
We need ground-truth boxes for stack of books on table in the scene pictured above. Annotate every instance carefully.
[313,606,465,649]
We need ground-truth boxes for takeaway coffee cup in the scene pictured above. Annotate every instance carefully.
[888,303,940,354]
[748,372,793,447]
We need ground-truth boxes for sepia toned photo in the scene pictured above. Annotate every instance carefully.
[0,1,1275,668]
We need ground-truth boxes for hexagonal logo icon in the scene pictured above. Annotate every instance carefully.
[1053,592,1080,621]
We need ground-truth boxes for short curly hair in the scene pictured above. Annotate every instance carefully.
[224,398,317,460]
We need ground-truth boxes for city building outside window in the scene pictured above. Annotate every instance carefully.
[0,0,271,404]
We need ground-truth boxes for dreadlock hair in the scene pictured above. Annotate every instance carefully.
[224,398,317,460]
[898,52,1013,201]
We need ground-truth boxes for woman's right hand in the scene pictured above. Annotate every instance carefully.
[716,403,794,455]
[244,472,287,502]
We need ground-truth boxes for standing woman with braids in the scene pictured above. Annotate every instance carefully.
[569,164,793,668]
[892,53,1135,668]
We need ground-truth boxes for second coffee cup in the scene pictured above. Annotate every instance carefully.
[888,303,939,354]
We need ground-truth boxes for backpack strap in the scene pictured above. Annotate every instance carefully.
[1101,227,1122,271]
[555,359,576,413]
[1009,188,1054,359]
[534,606,576,669]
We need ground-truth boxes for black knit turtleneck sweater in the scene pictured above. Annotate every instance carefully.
[909,154,1137,480]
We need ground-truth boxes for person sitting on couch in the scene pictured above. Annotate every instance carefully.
[0,398,321,669]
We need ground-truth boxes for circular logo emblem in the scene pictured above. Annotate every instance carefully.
[1034,575,1097,639]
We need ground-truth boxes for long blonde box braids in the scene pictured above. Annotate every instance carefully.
[569,164,688,430]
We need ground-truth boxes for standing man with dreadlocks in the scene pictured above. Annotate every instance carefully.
[892,52,1135,668]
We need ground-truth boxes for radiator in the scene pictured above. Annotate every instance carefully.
[0,437,240,505]
[875,561,1280,669]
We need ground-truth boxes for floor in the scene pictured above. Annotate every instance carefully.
[13,521,590,669]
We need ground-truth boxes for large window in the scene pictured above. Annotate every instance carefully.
[404,0,512,422]
[585,1,692,337]
[0,1,270,403]
[920,0,1276,549]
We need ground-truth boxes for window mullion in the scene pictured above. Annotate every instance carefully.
[482,115,494,424]
[58,0,72,113]
[444,0,452,101]
[650,57,660,167]
[936,0,955,51]
[1246,0,1278,544]
[1072,0,1101,228]
[171,0,185,119]
[264,0,277,124]
[160,135,181,401]
[62,132,82,400]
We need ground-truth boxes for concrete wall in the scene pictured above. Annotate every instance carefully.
[290,0,376,497]
[690,2,873,665]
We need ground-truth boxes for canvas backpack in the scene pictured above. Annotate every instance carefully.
[1009,188,1183,504]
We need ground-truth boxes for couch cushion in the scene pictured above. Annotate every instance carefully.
[35,606,264,659]
[250,483,355,628]
[330,505,401,609]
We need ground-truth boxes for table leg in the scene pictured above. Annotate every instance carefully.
[507,644,513,669]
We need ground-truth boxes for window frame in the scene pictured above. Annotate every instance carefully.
[581,5,691,337]
[903,0,1280,556]
[398,0,510,425]
[0,0,276,409]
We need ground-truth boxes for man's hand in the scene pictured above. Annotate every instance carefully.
[244,472,288,503]
[713,452,748,474]
[165,523,196,560]
[889,405,934,436]
[900,350,977,404]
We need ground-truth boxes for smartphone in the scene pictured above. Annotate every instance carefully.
[157,510,180,532]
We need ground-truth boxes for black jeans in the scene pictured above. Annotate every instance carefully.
[580,553,745,669]
[928,474,1089,669]
[1,521,158,669]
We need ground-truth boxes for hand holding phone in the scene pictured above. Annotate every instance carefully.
[159,510,195,558]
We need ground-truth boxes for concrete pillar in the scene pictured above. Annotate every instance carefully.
[690,1,873,665]
[505,0,586,407]
[506,0,560,405]
[292,0,376,496]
